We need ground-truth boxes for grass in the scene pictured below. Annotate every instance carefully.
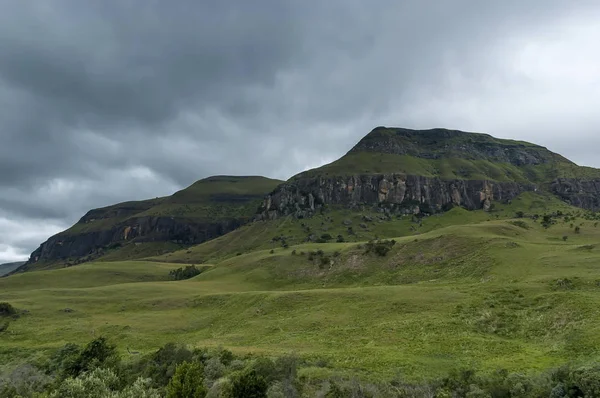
[4,193,600,380]
[63,176,282,235]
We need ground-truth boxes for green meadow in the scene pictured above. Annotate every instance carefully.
[3,193,600,385]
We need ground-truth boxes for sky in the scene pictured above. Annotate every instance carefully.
[1,1,600,263]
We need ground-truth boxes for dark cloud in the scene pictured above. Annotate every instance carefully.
[1,0,600,262]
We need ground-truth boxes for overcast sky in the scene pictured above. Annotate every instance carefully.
[1,1,600,263]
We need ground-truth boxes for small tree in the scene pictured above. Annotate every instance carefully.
[562,236,568,242]
[575,226,581,234]
[231,370,268,398]
[166,361,206,398]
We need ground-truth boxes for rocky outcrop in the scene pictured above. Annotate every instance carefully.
[258,174,537,219]
[26,216,245,266]
[551,178,600,211]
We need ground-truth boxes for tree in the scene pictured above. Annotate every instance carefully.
[231,370,268,398]
[65,337,119,378]
[166,361,207,398]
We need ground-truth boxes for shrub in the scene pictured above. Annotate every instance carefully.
[563,236,568,242]
[231,369,268,398]
[515,211,525,218]
[138,343,195,388]
[364,239,396,256]
[166,361,206,398]
[575,226,581,234]
[170,265,203,281]
[320,233,333,241]
[0,302,16,317]
[336,235,345,243]
[64,337,119,378]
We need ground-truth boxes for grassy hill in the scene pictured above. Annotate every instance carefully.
[296,127,600,182]
[24,176,282,269]
[4,192,600,383]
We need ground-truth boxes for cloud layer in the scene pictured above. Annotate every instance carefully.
[1,1,600,262]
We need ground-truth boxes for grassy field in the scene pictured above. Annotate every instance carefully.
[3,195,600,382]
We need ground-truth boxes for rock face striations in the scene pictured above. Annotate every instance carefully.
[258,127,600,218]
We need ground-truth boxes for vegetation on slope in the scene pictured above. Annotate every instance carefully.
[65,176,282,235]
[4,194,600,387]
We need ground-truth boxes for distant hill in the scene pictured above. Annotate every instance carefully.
[0,261,25,276]
[22,176,282,271]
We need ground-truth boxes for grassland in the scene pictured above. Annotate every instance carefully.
[3,193,600,382]
[63,176,282,235]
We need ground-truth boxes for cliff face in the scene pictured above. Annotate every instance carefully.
[551,178,600,211]
[258,174,536,219]
[27,216,244,264]
[259,127,600,218]
[24,175,283,269]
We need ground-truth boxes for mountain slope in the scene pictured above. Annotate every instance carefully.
[0,261,25,277]
[23,176,282,270]
[260,127,600,219]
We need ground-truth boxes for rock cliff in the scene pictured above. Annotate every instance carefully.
[259,174,537,219]
[23,176,282,269]
[259,127,600,218]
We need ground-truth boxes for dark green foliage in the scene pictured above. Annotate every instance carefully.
[325,382,346,398]
[542,214,554,229]
[336,234,345,242]
[563,235,568,241]
[169,265,203,280]
[575,226,581,234]
[249,357,277,384]
[137,343,195,388]
[166,361,206,398]
[364,239,396,256]
[64,337,119,378]
[45,343,81,378]
[320,233,333,241]
[218,347,234,365]
[0,302,16,317]
[516,211,525,218]
[231,369,268,398]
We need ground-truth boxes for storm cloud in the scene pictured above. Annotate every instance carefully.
[1,0,600,262]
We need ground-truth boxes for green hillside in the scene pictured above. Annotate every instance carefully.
[4,193,600,386]
[65,175,282,235]
[296,127,600,182]
[24,176,283,269]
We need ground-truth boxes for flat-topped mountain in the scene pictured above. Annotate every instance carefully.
[21,127,600,270]
[260,127,600,218]
[23,176,282,270]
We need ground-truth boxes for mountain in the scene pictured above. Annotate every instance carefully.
[22,176,282,271]
[0,261,26,277]
[259,127,600,219]
[21,127,600,271]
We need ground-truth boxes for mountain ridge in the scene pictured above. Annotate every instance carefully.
[21,175,282,271]
[21,127,600,270]
[261,127,600,219]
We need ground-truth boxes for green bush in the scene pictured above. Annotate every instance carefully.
[231,369,268,398]
[63,337,119,378]
[364,239,396,256]
[169,265,203,280]
[166,361,207,398]
[0,302,16,317]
